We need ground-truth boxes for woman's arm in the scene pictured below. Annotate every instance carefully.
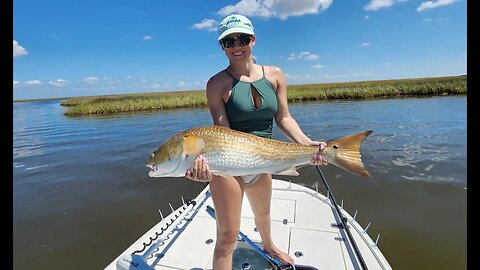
[272,66,315,144]
[270,66,328,165]
[185,74,229,181]
[206,75,231,127]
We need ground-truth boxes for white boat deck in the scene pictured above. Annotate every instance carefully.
[105,179,392,270]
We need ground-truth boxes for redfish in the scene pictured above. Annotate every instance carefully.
[146,125,372,178]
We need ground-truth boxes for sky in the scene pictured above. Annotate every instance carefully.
[13,0,467,100]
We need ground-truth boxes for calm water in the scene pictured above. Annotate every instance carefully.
[13,96,467,270]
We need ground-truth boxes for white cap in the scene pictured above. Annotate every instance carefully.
[218,14,255,41]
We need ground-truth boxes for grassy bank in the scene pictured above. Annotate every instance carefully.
[61,75,466,116]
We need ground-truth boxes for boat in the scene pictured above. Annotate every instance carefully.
[105,175,392,270]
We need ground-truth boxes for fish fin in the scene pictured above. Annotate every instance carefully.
[210,170,233,177]
[273,166,299,176]
[210,170,232,178]
[326,130,373,177]
[182,135,205,156]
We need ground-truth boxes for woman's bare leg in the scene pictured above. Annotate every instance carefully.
[244,174,294,264]
[209,175,245,270]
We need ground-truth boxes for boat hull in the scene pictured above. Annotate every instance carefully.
[105,179,392,269]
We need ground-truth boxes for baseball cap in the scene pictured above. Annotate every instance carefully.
[218,14,255,41]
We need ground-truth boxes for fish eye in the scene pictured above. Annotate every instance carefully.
[333,145,339,149]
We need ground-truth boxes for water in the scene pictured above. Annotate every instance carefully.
[13,96,467,269]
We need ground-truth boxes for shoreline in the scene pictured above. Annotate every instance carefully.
[14,75,467,116]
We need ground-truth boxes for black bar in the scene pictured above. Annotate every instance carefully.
[315,165,368,270]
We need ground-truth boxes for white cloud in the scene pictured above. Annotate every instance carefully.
[364,15,370,20]
[13,40,28,57]
[311,64,325,69]
[176,81,192,87]
[417,0,458,12]
[84,76,99,84]
[361,42,371,47]
[353,72,373,77]
[13,80,44,88]
[284,73,316,83]
[323,74,347,80]
[49,79,68,87]
[25,80,42,85]
[364,0,407,11]
[217,0,333,20]
[143,35,153,40]
[218,0,272,18]
[287,51,320,60]
[191,19,218,32]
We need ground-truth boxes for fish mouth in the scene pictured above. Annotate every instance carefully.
[146,159,183,177]
[146,164,158,177]
[147,164,156,171]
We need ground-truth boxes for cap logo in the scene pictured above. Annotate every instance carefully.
[226,18,241,25]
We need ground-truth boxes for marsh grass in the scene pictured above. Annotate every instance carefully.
[60,76,466,116]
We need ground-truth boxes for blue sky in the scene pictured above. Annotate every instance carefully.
[13,0,466,100]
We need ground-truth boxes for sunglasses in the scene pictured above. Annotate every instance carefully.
[220,34,252,48]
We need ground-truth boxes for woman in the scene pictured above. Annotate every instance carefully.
[185,14,328,269]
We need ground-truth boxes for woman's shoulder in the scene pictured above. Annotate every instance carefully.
[261,65,285,81]
[207,70,231,91]
[208,69,225,82]
[262,65,284,75]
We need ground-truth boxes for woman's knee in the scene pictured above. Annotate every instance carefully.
[215,230,239,254]
[253,206,271,218]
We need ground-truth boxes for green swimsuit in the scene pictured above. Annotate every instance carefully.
[224,65,278,185]
[224,65,278,139]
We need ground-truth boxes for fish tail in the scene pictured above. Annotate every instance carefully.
[326,131,373,177]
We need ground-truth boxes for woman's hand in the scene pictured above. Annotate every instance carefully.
[185,155,213,182]
[310,141,328,165]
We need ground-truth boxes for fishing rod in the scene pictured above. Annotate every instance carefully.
[315,165,368,270]
[206,205,318,270]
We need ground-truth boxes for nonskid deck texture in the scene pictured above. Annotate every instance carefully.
[105,179,392,270]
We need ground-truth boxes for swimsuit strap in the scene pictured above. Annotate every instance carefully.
[224,68,237,80]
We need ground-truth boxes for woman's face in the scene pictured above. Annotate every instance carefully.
[220,33,255,62]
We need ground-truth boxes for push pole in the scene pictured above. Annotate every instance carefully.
[315,165,368,270]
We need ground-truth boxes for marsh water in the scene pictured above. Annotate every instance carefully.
[13,96,467,269]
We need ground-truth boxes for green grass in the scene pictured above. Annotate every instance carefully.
[57,75,466,116]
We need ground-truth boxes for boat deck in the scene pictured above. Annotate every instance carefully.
[105,179,392,270]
